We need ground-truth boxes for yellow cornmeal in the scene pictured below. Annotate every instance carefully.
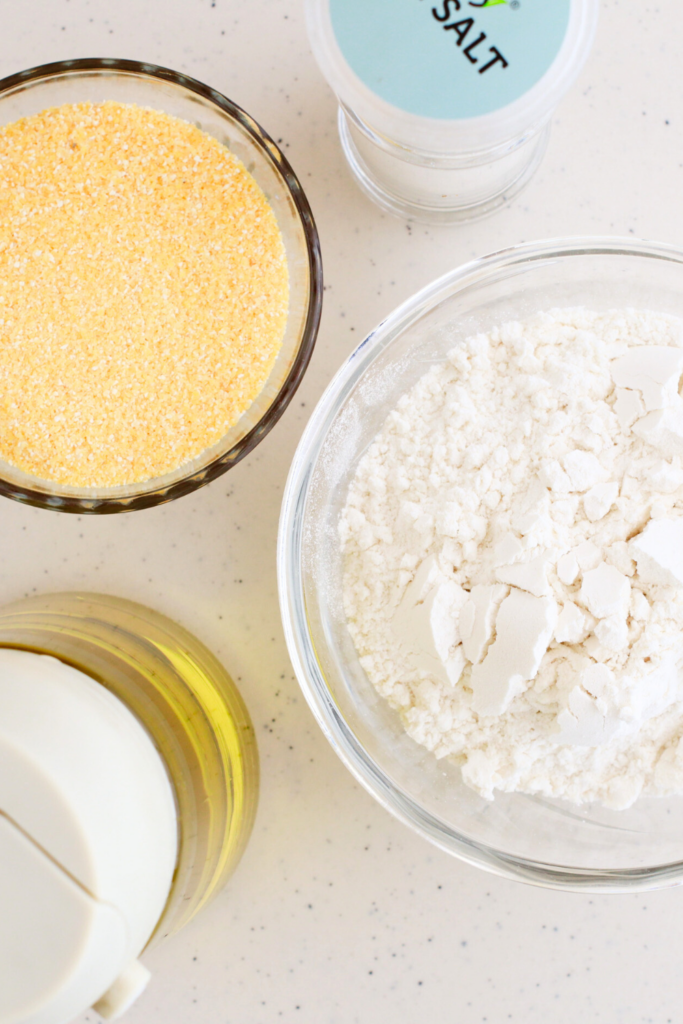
[0,101,289,487]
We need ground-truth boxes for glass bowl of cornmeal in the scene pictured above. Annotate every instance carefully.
[0,58,322,512]
[279,237,683,890]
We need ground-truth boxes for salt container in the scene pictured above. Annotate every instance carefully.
[306,0,599,222]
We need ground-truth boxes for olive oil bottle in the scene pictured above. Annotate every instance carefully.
[0,590,259,944]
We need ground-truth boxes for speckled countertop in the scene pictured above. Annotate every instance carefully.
[1,2,683,1022]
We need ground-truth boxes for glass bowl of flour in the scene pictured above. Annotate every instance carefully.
[279,238,683,890]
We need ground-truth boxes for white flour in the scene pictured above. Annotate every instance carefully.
[340,308,683,809]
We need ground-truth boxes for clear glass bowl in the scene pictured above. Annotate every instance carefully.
[279,238,683,892]
[0,58,322,513]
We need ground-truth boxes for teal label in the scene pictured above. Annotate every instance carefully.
[329,0,571,119]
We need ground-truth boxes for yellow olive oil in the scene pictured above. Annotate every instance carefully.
[0,591,258,942]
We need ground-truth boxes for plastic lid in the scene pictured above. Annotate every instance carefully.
[307,0,599,153]
[0,649,178,1024]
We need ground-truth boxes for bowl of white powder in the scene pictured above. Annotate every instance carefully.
[279,238,683,889]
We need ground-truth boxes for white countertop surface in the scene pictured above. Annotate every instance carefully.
[2,2,683,1022]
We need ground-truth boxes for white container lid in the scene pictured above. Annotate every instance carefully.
[307,0,599,154]
[0,648,178,1024]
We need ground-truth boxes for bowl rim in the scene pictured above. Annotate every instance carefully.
[278,235,683,892]
[0,57,323,514]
